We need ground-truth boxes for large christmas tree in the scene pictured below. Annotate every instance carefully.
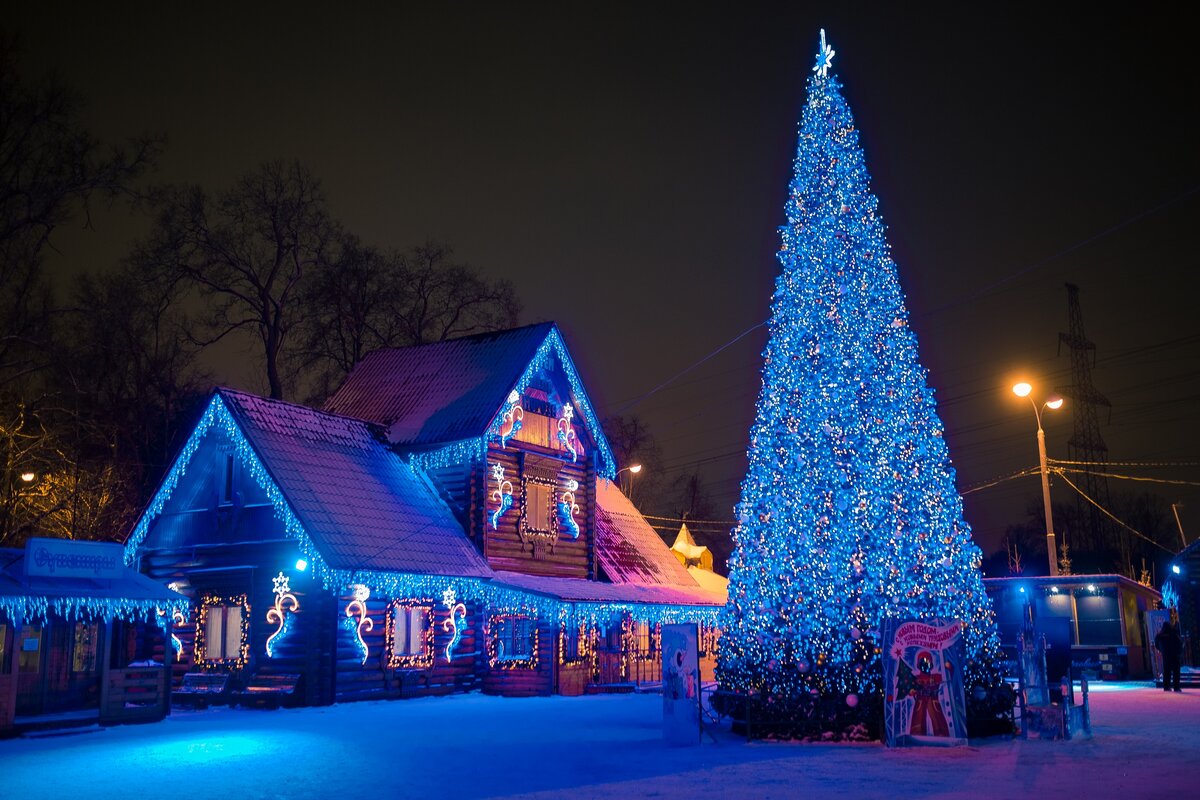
[718,31,1005,736]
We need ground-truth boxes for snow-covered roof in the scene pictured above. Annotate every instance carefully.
[218,389,493,579]
[322,323,552,444]
[686,566,728,597]
[321,323,617,477]
[0,545,188,621]
[594,480,701,587]
[492,570,724,607]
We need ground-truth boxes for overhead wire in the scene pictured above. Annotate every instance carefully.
[1051,469,1176,554]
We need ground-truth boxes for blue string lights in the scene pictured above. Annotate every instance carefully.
[124,392,717,643]
[485,328,617,478]
[717,31,1004,729]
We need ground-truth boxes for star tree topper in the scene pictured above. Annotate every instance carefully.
[813,28,835,78]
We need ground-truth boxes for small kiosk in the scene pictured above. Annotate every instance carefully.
[985,574,1161,680]
[0,538,188,736]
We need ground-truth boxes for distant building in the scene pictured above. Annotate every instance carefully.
[671,522,713,572]
[984,574,1161,680]
[671,522,728,598]
[124,323,724,706]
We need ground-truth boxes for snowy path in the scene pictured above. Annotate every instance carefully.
[2,684,1197,799]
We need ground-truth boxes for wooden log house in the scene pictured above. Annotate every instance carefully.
[125,323,724,706]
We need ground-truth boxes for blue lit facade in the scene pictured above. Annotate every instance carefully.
[126,323,722,706]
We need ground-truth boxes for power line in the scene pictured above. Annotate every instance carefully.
[1048,458,1200,468]
[1054,467,1200,488]
[1052,470,1175,554]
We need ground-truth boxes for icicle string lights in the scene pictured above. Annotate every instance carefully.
[123,394,718,633]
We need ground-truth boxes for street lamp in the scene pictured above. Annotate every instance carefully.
[1013,382,1064,577]
[615,464,643,497]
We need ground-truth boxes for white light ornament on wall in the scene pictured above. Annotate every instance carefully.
[813,28,835,78]
[266,571,300,658]
[344,584,373,665]
[490,463,514,529]
[158,606,187,660]
[442,587,468,662]
[558,479,581,539]
[498,390,523,448]
[557,405,583,463]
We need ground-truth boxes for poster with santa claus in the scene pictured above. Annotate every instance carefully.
[882,618,968,747]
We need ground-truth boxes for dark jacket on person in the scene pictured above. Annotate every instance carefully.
[1156,621,1183,659]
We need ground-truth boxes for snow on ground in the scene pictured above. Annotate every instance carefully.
[2,684,1198,799]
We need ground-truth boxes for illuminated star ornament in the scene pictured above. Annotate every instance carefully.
[813,28,835,78]
[266,571,300,658]
[442,587,467,662]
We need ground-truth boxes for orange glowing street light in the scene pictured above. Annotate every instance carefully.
[1012,382,1065,576]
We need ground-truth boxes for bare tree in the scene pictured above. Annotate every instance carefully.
[0,33,161,389]
[137,160,336,399]
[298,237,520,400]
[393,240,520,345]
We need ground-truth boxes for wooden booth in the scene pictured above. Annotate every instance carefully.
[985,574,1161,681]
[1,538,187,736]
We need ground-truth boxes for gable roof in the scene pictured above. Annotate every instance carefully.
[126,389,492,581]
[594,479,703,588]
[322,323,617,477]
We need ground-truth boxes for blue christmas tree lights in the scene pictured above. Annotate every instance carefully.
[717,31,1004,732]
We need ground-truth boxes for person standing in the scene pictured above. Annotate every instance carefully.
[1155,616,1184,693]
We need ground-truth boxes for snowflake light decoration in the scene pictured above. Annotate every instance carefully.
[272,571,291,596]
[813,28,835,78]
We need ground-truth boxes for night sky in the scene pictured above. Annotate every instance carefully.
[12,4,1200,562]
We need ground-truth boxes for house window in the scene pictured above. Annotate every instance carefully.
[198,595,249,668]
[489,613,538,669]
[699,623,719,657]
[633,621,660,662]
[524,481,553,532]
[1076,591,1122,646]
[72,622,99,672]
[220,453,235,505]
[18,626,41,673]
[559,622,593,665]
[386,600,434,669]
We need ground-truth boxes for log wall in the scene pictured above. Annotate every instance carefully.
[482,444,593,579]
[333,596,483,702]
[481,616,555,697]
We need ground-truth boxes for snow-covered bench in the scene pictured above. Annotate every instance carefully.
[172,672,230,709]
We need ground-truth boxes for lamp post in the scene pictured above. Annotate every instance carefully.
[1013,382,1064,577]
[615,464,642,497]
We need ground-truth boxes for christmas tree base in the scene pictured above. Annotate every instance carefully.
[715,687,880,742]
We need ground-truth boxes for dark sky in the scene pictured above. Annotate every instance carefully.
[12,4,1200,563]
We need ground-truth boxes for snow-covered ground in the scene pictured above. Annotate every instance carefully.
[2,684,1197,799]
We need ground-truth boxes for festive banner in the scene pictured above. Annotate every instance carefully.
[883,618,968,747]
[662,623,700,745]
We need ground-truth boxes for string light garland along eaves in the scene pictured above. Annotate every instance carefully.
[124,394,719,635]
[0,595,189,627]
[485,328,617,479]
